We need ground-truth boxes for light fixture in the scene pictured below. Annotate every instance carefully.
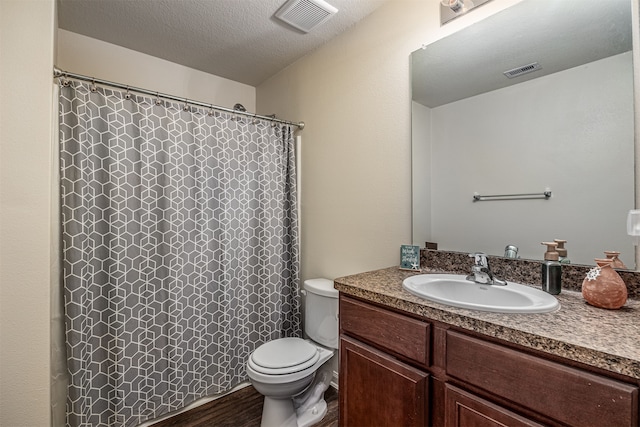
[441,0,475,14]
[627,210,640,245]
[440,0,488,25]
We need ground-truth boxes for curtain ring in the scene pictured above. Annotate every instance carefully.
[183,98,190,112]
[124,86,131,100]
[208,104,215,116]
[90,78,97,92]
[60,73,70,87]
[155,92,162,106]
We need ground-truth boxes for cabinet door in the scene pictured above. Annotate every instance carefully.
[340,336,429,427]
[445,384,543,427]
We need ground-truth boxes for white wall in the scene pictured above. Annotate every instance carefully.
[633,0,640,269]
[257,0,524,282]
[412,101,432,247]
[57,30,256,112]
[0,0,56,425]
[429,52,634,266]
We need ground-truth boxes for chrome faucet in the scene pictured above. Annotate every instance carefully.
[466,252,507,286]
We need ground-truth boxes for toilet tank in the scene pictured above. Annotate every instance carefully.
[303,278,339,349]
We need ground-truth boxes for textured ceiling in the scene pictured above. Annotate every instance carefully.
[412,0,633,108]
[57,0,389,87]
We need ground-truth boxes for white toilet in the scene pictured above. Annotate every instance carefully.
[246,278,338,427]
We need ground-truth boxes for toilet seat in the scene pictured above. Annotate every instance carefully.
[249,338,320,375]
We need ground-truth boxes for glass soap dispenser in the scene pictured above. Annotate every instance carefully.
[541,242,561,295]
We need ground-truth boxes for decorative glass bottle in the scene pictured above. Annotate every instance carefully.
[581,258,627,309]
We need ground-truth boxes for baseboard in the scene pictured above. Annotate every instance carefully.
[330,370,339,390]
[140,381,251,427]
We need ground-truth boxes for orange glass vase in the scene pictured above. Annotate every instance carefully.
[581,258,627,309]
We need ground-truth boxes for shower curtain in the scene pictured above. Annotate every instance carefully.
[59,81,301,426]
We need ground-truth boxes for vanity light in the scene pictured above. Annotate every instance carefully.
[441,0,474,14]
[627,210,640,245]
[440,0,490,25]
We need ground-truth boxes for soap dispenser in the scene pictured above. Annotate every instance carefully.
[541,242,561,295]
[554,239,570,264]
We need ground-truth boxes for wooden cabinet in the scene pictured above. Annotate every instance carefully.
[339,294,640,427]
[340,336,429,427]
[339,297,430,426]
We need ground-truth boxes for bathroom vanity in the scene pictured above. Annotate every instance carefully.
[335,267,640,427]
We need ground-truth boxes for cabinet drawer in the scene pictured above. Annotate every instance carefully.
[446,331,639,427]
[340,296,430,365]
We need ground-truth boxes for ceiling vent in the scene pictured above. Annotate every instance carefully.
[275,0,338,33]
[503,62,542,79]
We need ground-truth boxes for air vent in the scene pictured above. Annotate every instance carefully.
[503,62,542,79]
[275,0,338,33]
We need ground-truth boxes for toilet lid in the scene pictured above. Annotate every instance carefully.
[251,337,318,370]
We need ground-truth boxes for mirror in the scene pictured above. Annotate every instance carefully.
[411,0,635,268]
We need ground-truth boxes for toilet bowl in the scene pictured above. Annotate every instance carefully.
[246,278,338,427]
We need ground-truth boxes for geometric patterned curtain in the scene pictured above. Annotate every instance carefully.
[58,81,301,427]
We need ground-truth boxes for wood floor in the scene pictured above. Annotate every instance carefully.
[151,385,339,427]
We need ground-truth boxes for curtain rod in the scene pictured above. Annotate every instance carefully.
[53,67,305,130]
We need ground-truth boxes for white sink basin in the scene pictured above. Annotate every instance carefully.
[402,274,559,314]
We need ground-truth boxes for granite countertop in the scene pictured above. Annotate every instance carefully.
[334,266,640,380]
